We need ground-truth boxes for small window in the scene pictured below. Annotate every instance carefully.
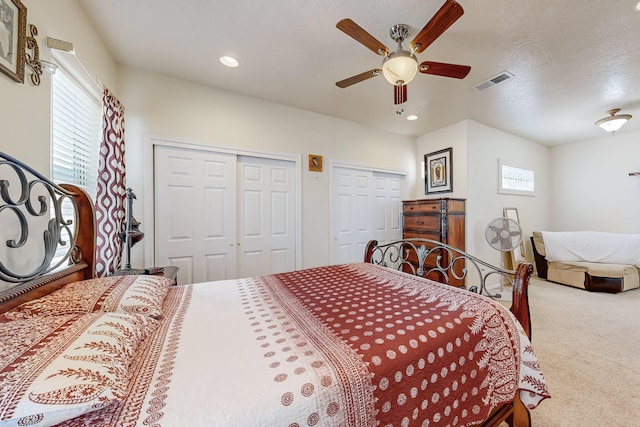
[498,160,535,196]
[51,64,101,200]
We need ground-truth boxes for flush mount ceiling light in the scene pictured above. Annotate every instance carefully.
[220,56,239,67]
[595,108,632,133]
[634,1,640,12]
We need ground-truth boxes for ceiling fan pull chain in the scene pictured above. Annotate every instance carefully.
[394,84,407,115]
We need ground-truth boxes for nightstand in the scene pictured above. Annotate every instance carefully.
[112,266,180,285]
[149,266,179,286]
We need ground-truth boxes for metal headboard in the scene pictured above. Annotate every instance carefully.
[364,238,517,298]
[0,151,87,285]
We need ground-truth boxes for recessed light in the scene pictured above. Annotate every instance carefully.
[406,115,418,121]
[220,56,239,67]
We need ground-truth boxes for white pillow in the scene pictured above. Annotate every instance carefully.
[0,312,158,426]
[2,275,171,321]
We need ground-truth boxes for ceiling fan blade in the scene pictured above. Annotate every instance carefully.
[409,0,464,54]
[336,69,382,88]
[419,61,471,79]
[337,19,389,56]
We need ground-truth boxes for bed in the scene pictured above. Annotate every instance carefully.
[0,150,549,427]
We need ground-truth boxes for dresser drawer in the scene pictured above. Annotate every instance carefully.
[403,214,440,231]
[403,201,440,214]
[403,230,441,240]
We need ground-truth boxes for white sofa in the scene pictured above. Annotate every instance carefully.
[531,231,640,293]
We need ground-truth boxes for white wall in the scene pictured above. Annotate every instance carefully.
[117,67,417,269]
[466,121,550,266]
[0,0,117,170]
[415,120,469,200]
[416,120,550,267]
[549,129,640,233]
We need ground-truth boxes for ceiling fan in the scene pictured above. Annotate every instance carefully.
[335,0,471,112]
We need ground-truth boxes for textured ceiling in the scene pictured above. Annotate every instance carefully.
[76,0,640,146]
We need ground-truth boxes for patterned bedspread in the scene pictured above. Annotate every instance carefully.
[60,263,549,426]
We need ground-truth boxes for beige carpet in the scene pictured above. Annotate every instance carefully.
[524,277,640,426]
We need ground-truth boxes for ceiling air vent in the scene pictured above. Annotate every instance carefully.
[474,70,514,91]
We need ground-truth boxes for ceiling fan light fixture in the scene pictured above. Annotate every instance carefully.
[382,50,418,85]
[595,108,632,133]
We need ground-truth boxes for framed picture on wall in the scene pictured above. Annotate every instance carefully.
[308,154,323,172]
[425,147,453,194]
[0,0,27,83]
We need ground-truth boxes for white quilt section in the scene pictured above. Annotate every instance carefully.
[146,278,373,427]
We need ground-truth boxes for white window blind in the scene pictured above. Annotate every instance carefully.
[51,66,101,200]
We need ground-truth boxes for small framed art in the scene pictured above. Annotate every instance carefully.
[425,147,453,194]
[0,0,27,83]
[309,154,323,172]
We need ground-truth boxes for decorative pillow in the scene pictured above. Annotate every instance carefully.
[0,312,158,426]
[2,275,172,321]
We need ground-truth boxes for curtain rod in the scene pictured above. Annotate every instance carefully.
[47,37,105,92]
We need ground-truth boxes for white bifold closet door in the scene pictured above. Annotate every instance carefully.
[331,166,405,264]
[154,145,296,284]
[237,156,296,278]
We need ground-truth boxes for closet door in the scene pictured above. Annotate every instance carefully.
[331,166,405,264]
[237,156,297,278]
[372,171,404,245]
[154,146,237,284]
[332,167,374,264]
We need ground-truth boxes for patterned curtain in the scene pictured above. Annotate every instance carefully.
[95,88,126,277]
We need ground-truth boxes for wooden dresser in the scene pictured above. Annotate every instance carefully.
[402,198,466,287]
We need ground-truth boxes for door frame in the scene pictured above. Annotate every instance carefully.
[143,134,302,271]
[329,160,408,264]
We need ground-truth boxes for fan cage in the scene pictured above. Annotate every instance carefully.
[485,217,522,252]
